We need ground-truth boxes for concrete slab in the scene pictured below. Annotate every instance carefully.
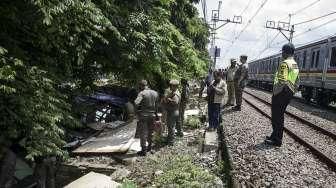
[184,109,200,118]
[73,120,137,154]
[203,131,218,152]
[64,171,120,188]
[128,138,141,152]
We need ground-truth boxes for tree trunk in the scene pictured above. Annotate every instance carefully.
[0,149,17,188]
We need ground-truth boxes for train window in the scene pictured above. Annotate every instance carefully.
[331,47,336,67]
[315,50,320,68]
[311,51,315,68]
[302,51,307,68]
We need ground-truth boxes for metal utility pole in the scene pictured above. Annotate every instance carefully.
[209,1,242,69]
[266,14,295,42]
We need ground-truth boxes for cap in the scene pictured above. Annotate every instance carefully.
[230,58,237,63]
[240,55,248,59]
[139,80,148,86]
[169,79,179,85]
[282,43,295,55]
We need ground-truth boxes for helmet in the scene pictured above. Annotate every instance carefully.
[282,43,295,55]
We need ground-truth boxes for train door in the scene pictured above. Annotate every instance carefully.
[321,40,331,87]
[326,40,336,90]
[309,46,322,88]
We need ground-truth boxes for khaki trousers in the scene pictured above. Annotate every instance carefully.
[226,81,235,105]
[138,115,154,149]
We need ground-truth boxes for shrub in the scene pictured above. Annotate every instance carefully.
[154,155,216,187]
[184,116,201,129]
[118,179,137,188]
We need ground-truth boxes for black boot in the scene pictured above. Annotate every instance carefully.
[232,106,241,111]
[137,148,147,156]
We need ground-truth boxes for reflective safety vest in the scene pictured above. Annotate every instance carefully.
[273,57,299,95]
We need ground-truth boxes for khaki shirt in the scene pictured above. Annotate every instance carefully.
[134,87,158,116]
[234,63,248,83]
[226,66,237,81]
[164,88,180,111]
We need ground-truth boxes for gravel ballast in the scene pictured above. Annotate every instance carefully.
[243,94,336,164]
[222,101,336,187]
[245,87,336,136]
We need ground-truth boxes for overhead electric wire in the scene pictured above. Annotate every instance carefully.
[294,11,336,26]
[231,0,253,50]
[223,0,269,59]
[239,0,253,16]
[291,0,321,16]
[294,17,336,38]
[279,0,322,21]
[253,32,281,61]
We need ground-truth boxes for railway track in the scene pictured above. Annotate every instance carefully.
[242,91,336,172]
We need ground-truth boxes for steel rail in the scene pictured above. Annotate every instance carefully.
[243,90,336,140]
[242,95,336,172]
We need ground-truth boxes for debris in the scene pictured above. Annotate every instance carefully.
[203,131,218,152]
[15,158,33,180]
[87,120,126,131]
[154,170,164,176]
[64,172,120,188]
[184,109,200,118]
[73,120,136,154]
[110,168,131,181]
[128,139,141,152]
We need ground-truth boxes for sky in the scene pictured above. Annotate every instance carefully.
[196,0,336,68]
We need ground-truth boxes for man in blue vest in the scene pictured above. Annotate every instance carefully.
[265,43,299,146]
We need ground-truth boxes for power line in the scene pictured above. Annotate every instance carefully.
[274,17,336,45]
[239,0,253,16]
[292,0,321,16]
[223,0,269,59]
[253,32,281,60]
[231,0,253,48]
[294,33,336,46]
[294,17,336,37]
[294,11,336,26]
[279,0,322,21]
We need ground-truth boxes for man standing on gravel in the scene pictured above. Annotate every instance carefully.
[134,80,159,156]
[207,71,226,131]
[233,55,248,111]
[265,43,299,146]
[225,58,238,107]
[163,80,181,144]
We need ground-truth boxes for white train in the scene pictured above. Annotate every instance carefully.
[248,36,336,106]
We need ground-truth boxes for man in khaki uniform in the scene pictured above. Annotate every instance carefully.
[163,80,181,144]
[233,55,248,111]
[134,80,159,156]
[225,59,237,106]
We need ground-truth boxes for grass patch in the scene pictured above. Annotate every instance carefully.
[184,116,201,129]
[154,155,217,187]
[118,179,137,188]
